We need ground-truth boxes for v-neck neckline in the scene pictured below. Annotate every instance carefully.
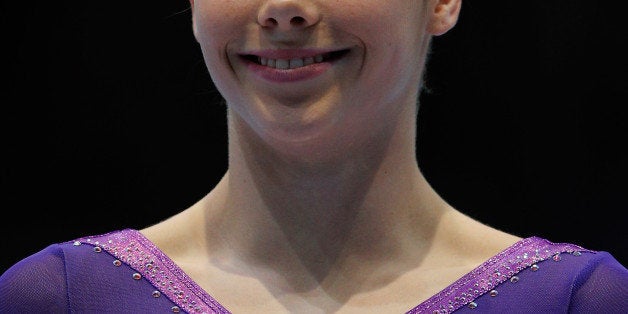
[76,229,589,313]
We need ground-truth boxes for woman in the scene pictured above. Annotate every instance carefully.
[2,0,627,313]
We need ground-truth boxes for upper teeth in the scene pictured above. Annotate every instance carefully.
[259,54,325,69]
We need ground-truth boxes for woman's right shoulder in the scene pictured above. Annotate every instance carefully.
[0,241,77,312]
[0,229,131,312]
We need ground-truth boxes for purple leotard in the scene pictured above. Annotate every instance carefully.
[1,229,627,313]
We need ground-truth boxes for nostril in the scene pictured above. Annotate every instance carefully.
[257,2,321,30]
[290,16,305,26]
[266,18,278,27]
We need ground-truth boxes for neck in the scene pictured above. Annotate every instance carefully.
[203,101,449,289]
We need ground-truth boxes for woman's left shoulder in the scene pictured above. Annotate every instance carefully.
[552,246,628,313]
[515,236,628,313]
[511,236,628,278]
[528,236,627,272]
[448,236,628,313]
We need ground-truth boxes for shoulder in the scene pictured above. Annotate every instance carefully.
[508,237,627,313]
[0,229,179,313]
[511,237,628,308]
[568,250,628,313]
[517,237,628,284]
[439,236,628,313]
[0,241,75,312]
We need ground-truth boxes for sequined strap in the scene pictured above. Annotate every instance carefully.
[74,229,231,314]
[406,236,592,314]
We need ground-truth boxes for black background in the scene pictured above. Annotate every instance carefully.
[2,1,626,274]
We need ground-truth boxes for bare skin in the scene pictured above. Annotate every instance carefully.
[142,0,522,312]
[141,105,521,312]
[142,173,520,313]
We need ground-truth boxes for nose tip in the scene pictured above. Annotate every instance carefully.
[257,0,320,31]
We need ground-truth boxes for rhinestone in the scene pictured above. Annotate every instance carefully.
[553,254,561,262]
[113,260,122,267]
[490,290,498,297]
[531,264,539,271]
[510,276,519,283]
[468,301,478,309]
[73,241,81,246]
[132,273,142,280]
[93,247,102,253]
[172,306,181,313]
[152,291,161,298]
[572,251,582,256]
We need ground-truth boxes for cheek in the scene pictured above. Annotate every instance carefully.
[192,2,252,95]
[339,2,426,70]
[192,2,248,55]
[362,35,425,105]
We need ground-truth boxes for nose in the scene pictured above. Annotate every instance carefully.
[257,0,321,31]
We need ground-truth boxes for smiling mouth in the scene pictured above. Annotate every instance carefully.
[241,49,350,70]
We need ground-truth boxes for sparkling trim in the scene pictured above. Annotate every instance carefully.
[75,229,231,314]
[406,236,592,313]
[72,230,591,314]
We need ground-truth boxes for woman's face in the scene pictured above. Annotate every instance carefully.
[190,0,459,153]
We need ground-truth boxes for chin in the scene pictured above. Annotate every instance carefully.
[264,117,336,145]
[262,119,353,161]
[248,96,344,140]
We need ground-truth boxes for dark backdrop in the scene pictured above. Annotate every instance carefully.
[2,1,626,274]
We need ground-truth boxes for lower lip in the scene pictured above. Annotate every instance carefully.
[244,60,332,83]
